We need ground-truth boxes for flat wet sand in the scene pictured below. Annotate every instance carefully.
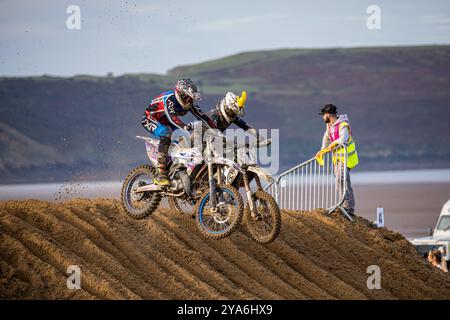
[354,182,450,238]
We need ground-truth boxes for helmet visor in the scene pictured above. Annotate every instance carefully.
[192,91,201,101]
[179,91,201,105]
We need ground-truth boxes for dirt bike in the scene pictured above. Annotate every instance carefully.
[218,139,282,244]
[167,127,281,244]
[166,124,235,217]
[121,130,243,240]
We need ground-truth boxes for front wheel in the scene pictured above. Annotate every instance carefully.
[244,190,281,244]
[195,185,243,240]
[121,164,162,219]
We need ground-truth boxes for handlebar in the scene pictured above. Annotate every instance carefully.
[203,128,227,141]
[186,122,272,150]
[234,138,272,150]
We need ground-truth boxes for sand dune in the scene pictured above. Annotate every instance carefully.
[1,198,449,299]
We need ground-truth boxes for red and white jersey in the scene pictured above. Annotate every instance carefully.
[144,90,216,130]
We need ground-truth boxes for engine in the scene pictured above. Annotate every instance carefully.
[169,165,193,197]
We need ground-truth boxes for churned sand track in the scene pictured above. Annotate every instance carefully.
[1,198,450,299]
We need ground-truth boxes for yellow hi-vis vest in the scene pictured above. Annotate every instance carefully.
[330,121,359,169]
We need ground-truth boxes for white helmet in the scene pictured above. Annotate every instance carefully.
[219,91,247,124]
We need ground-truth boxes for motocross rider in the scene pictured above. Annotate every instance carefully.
[141,78,216,186]
[205,91,261,140]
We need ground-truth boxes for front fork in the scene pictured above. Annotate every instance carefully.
[207,161,226,208]
[242,171,258,219]
[208,160,217,208]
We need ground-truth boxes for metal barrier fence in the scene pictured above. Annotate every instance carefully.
[265,144,353,221]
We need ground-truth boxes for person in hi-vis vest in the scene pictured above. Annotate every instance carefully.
[316,104,359,216]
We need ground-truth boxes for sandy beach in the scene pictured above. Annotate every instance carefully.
[2,198,450,299]
[1,179,450,299]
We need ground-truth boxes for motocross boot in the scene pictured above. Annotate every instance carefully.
[154,166,170,186]
[154,136,171,186]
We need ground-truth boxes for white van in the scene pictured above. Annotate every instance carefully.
[411,199,450,262]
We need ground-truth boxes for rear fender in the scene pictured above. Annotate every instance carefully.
[136,135,159,167]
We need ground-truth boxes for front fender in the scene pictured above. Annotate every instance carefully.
[214,157,243,173]
[247,166,276,183]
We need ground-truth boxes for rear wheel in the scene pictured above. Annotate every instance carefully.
[195,185,243,240]
[244,190,281,244]
[168,196,196,217]
[121,165,162,219]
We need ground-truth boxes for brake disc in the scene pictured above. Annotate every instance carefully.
[213,202,231,224]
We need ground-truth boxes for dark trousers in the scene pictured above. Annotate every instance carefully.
[334,161,355,213]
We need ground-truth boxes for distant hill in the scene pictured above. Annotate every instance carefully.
[0,121,67,169]
[1,46,450,183]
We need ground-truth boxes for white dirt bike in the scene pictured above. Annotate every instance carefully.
[165,128,281,244]
[121,130,244,240]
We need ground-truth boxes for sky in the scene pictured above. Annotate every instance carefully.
[1,0,450,76]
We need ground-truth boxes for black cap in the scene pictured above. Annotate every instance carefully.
[319,104,337,115]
